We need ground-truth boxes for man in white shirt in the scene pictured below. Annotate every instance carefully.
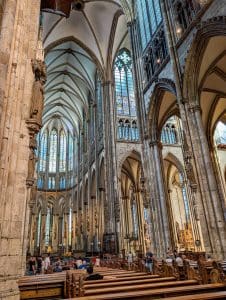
[175,255,183,266]
[44,254,51,272]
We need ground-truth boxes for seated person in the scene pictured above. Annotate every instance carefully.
[175,254,183,266]
[54,262,62,272]
[62,262,70,271]
[85,266,103,281]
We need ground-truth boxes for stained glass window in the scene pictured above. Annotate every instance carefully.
[49,129,57,172]
[39,131,48,172]
[161,116,180,145]
[214,121,226,145]
[68,208,72,246]
[68,135,74,171]
[132,201,138,238]
[45,205,52,246]
[114,49,136,117]
[59,129,66,172]
[136,0,162,50]
[37,120,77,191]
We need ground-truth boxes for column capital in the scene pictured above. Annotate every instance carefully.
[149,140,162,149]
[127,19,136,28]
[98,187,105,192]
[189,103,201,112]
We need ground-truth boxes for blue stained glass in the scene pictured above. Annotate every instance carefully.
[153,0,162,24]
[39,132,48,172]
[148,0,157,33]
[59,130,66,172]
[137,0,162,50]
[114,49,137,118]
[49,129,57,172]
[68,135,74,171]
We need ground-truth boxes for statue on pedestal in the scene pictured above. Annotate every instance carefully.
[29,59,46,126]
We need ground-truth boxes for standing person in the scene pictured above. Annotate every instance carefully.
[145,252,153,274]
[44,254,51,273]
[28,257,36,275]
[95,256,100,267]
[37,256,43,274]
[127,252,133,269]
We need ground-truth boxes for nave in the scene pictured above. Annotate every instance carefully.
[19,256,226,300]
[0,0,226,299]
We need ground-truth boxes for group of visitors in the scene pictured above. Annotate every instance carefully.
[126,251,154,273]
[28,255,50,275]
[27,255,101,275]
[125,248,188,274]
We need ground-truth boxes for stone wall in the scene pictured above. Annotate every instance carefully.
[0,0,41,299]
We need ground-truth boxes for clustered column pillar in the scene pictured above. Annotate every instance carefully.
[102,80,120,252]
[0,1,41,298]
[149,140,172,257]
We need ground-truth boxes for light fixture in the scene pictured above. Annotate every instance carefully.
[176,26,182,35]
[156,58,161,64]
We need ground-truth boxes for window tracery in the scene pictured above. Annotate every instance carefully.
[49,129,57,173]
[214,121,226,146]
[161,116,181,145]
[114,49,139,142]
[136,0,162,50]
[37,122,76,191]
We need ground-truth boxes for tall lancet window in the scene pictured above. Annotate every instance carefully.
[137,0,162,50]
[114,48,136,117]
[114,48,139,141]
[49,129,57,172]
[59,129,66,172]
[39,131,48,172]
[45,203,53,246]
[68,134,74,171]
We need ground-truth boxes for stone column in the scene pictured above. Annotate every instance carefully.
[102,81,119,252]
[98,187,105,242]
[0,0,41,298]
[134,191,146,256]
[52,214,59,253]
[58,216,63,251]
[64,213,69,253]
[40,213,47,253]
[29,213,36,256]
[188,105,226,258]
[149,141,171,257]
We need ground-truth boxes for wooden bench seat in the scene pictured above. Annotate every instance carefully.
[83,275,159,284]
[84,276,176,289]
[83,279,198,296]
[164,291,226,299]
[74,283,226,300]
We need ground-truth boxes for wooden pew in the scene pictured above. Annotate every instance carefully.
[163,291,226,299]
[19,274,66,300]
[84,276,176,290]
[79,279,198,297]
[74,283,226,300]
[19,268,153,299]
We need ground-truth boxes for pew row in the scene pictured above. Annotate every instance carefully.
[74,283,226,300]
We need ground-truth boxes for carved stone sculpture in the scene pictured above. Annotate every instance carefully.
[29,59,46,126]
[26,149,37,187]
[183,130,197,187]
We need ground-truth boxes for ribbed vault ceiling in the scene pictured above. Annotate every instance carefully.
[42,0,129,134]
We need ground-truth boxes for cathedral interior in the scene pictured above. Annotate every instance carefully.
[0,0,226,299]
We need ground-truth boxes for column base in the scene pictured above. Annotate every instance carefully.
[0,276,20,300]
